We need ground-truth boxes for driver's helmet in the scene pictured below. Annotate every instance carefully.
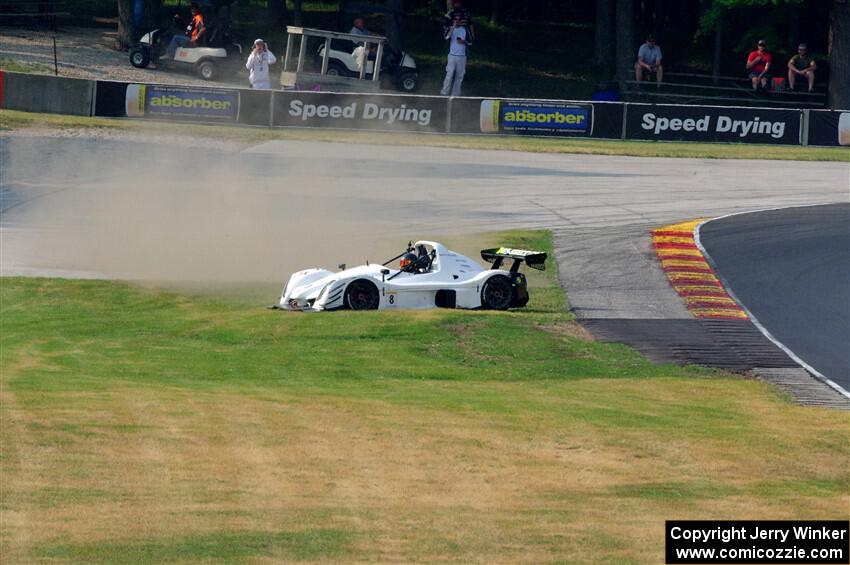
[399,252,417,270]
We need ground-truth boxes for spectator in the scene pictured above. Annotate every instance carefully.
[787,43,816,92]
[442,0,474,44]
[350,17,371,38]
[746,39,772,90]
[440,14,468,96]
[349,17,375,72]
[245,38,276,89]
[634,35,663,86]
[166,2,205,58]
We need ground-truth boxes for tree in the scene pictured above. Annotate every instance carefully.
[615,0,635,82]
[385,0,404,52]
[267,0,287,27]
[594,0,614,71]
[115,0,160,50]
[116,0,135,49]
[292,0,303,26]
[490,0,501,25]
[828,0,849,109]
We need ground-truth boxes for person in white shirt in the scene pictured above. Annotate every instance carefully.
[440,15,468,96]
[245,38,276,89]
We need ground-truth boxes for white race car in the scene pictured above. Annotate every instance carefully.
[274,241,547,312]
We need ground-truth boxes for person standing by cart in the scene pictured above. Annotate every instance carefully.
[246,38,277,89]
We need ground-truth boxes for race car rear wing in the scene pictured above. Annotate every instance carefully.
[480,247,547,272]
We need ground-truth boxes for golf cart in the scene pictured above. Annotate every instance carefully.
[317,38,418,92]
[129,0,243,81]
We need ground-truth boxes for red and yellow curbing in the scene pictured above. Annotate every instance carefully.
[652,219,749,320]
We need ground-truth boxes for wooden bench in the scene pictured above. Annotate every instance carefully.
[622,71,828,108]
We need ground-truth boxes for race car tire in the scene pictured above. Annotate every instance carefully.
[344,279,380,310]
[481,275,514,310]
[129,47,150,68]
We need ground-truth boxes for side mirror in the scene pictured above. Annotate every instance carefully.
[338,263,346,271]
[381,268,390,282]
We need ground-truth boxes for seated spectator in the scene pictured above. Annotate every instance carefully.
[635,35,663,86]
[350,17,371,38]
[166,2,205,58]
[787,43,816,92]
[746,39,772,90]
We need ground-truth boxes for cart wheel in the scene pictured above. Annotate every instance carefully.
[197,60,217,80]
[344,279,380,310]
[398,72,418,92]
[481,275,514,310]
[129,48,150,68]
[325,62,347,77]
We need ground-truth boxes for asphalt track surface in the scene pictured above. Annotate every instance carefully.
[700,204,850,391]
[2,134,848,394]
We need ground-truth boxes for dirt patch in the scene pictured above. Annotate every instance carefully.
[535,320,595,341]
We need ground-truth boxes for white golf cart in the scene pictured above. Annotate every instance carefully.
[128,0,242,81]
[281,26,418,92]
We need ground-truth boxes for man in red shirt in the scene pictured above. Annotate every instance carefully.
[746,39,772,91]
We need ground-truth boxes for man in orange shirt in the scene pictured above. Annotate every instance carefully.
[166,3,206,58]
[745,39,772,91]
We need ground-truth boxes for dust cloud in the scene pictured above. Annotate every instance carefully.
[0,134,421,283]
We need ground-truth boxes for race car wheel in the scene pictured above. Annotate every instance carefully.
[481,275,514,310]
[344,279,380,310]
[129,47,150,68]
[197,60,217,81]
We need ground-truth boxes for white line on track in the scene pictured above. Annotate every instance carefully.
[694,202,850,399]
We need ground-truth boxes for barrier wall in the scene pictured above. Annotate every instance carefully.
[808,110,850,147]
[1,71,847,146]
[626,103,802,145]
[1,71,94,116]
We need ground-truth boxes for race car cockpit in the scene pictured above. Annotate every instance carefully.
[384,242,436,277]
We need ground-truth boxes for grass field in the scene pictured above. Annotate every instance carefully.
[2,231,848,564]
[2,109,849,162]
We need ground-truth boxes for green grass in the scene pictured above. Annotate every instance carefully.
[36,529,353,563]
[2,230,848,564]
[0,57,55,74]
[2,109,848,161]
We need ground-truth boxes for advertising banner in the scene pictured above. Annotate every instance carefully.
[125,84,239,121]
[479,99,592,135]
[272,91,448,132]
[807,110,850,147]
[449,97,593,136]
[626,104,802,145]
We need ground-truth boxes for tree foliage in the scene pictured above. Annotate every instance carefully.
[698,0,804,36]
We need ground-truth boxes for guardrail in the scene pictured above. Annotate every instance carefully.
[0,70,847,147]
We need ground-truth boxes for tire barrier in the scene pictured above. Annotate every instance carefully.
[0,71,846,146]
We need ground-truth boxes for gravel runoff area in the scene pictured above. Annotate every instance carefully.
[0,25,249,88]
